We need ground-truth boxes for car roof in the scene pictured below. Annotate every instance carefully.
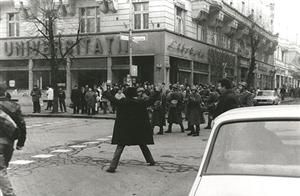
[214,105,300,125]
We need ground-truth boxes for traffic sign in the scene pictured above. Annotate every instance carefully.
[132,35,147,43]
[120,34,129,41]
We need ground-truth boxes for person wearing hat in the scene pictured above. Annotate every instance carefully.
[166,84,185,133]
[186,86,205,136]
[105,85,156,173]
[0,83,27,195]
[204,85,219,129]
[151,85,167,135]
[238,82,254,107]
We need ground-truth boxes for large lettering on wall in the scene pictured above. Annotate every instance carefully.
[1,35,129,58]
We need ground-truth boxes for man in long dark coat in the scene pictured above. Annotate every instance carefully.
[213,78,239,119]
[186,86,205,136]
[106,87,155,173]
[166,85,184,133]
[151,85,166,135]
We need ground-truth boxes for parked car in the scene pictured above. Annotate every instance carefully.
[189,105,300,196]
[254,90,280,105]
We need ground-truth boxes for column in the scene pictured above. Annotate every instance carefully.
[66,58,71,104]
[190,61,194,85]
[208,63,211,84]
[28,59,33,92]
[164,55,170,86]
[279,75,282,88]
[107,57,112,83]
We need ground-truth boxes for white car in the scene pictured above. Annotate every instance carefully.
[254,90,281,105]
[189,105,300,196]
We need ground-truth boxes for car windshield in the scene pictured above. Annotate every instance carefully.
[257,91,274,96]
[205,121,300,177]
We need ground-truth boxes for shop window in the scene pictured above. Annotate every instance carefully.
[7,13,19,37]
[133,2,149,30]
[80,7,101,33]
[175,6,185,34]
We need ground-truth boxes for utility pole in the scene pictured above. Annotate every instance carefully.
[129,0,133,73]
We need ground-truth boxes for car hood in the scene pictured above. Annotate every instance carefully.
[254,96,276,100]
[193,175,300,196]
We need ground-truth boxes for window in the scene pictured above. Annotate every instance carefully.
[175,6,185,34]
[133,2,149,30]
[197,25,207,42]
[8,13,19,37]
[80,7,101,33]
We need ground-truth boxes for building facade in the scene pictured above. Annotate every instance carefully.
[0,0,278,97]
[274,38,300,89]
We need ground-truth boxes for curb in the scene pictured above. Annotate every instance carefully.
[24,113,116,120]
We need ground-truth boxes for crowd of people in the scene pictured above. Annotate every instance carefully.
[29,79,298,136]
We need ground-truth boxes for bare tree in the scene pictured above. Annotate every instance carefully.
[246,21,261,89]
[19,0,83,112]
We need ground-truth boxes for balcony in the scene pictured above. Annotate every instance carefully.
[222,18,238,36]
[192,1,210,23]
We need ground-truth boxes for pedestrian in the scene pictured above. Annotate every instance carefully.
[186,86,205,136]
[71,85,81,114]
[85,88,96,115]
[0,84,27,196]
[166,85,185,133]
[204,85,219,129]
[213,78,240,119]
[106,87,156,173]
[30,85,41,113]
[80,86,87,114]
[238,82,254,107]
[58,87,66,112]
[101,85,111,114]
[280,86,286,101]
[45,86,54,111]
[151,85,166,135]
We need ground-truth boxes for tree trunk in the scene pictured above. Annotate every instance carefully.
[247,55,256,90]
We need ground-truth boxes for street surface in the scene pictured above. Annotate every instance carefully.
[10,98,300,196]
[10,118,209,196]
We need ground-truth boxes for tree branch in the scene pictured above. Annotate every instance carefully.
[28,46,49,60]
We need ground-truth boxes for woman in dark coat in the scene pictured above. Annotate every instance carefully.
[106,87,156,173]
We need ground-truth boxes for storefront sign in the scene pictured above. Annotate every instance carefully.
[167,40,205,59]
[1,35,129,58]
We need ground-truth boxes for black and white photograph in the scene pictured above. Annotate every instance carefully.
[0,0,299,195]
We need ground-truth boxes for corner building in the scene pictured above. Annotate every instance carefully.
[0,0,278,94]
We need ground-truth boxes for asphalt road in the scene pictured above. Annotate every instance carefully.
[10,98,300,196]
[10,118,210,196]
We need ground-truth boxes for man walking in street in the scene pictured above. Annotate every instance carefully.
[213,78,240,119]
[30,85,41,113]
[0,84,27,196]
[106,86,156,173]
